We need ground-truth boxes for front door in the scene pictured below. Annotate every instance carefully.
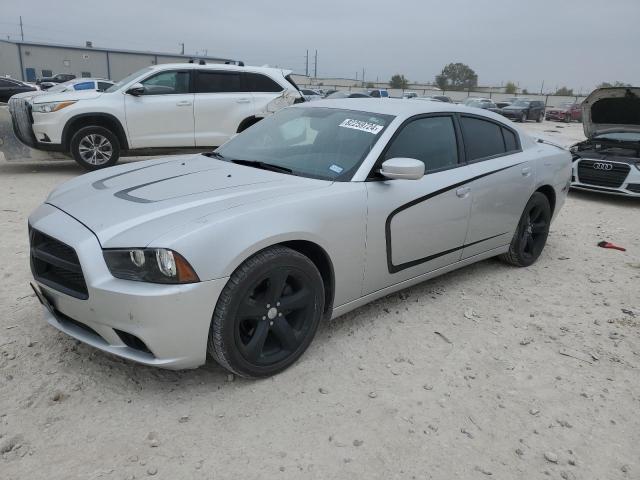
[364,115,473,295]
[124,69,194,148]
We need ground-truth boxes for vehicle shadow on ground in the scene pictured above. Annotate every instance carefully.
[569,189,640,208]
[52,255,512,394]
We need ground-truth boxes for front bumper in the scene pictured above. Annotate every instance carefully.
[571,159,640,197]
[29,203,229,369]
[545,112,568,121]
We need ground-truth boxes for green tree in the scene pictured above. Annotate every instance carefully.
[555,86,574,96]
[597,81,631,88]
[522,88,529,94]
[435,63,478,90]
[504,81,517,94]
[389,74,409,89]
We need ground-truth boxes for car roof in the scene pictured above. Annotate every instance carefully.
[300,98,512,121]
[147,62,291,76]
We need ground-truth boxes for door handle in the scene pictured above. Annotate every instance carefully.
[521,167,532,177]
[456,187,471,198]
[176,101,192,107]
[236,98,251,104]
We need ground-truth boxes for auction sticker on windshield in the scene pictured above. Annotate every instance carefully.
[339,119,384,134]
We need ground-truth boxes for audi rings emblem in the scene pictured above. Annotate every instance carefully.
[593,162,613,171]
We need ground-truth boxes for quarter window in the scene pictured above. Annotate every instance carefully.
[195,71,241,93]
[97,82,112,91]
[384,116,459,172]
[141,71,190,95]
[460,116,506,161]
[243,73,283,92]
[503,128,519,152]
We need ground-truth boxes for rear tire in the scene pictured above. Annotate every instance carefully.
[208,246,324,378]
[536,112,544,122]
[565,113,572,123]
[500,192,551,267]
[70,126,120,170]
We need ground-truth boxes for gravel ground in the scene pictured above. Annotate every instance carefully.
[1,122,639,480]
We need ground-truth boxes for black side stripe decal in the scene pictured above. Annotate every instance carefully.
[385,162,523,274]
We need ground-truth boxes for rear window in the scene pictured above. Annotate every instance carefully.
[195,71,241,93]
[460,116,506,161]
[243,73,283,92]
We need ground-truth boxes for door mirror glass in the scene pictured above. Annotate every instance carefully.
[126,83,145,96]
[380,158,425,180]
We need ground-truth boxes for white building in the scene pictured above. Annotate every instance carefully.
[0,39,236,82]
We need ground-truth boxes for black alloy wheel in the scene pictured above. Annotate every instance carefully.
[209,246,324,378]
[500,192,551,267]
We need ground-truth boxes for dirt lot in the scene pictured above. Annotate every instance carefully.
[1,122,639,480]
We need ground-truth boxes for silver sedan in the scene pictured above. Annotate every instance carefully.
[28,99,572,377]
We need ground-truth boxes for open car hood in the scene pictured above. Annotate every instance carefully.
[582,87,640,138]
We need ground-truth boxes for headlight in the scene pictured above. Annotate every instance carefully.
[103,248,199,284]
[32,100,77,113]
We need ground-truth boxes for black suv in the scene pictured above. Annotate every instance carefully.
[501,99,545,122]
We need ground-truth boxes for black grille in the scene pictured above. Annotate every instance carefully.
[577,160,631,188]
[628,184,640,193]
[30,229,88,299]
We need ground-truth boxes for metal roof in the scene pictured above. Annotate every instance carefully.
[0,39,236,63]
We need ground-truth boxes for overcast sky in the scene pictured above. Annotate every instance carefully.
[2,0,639,92]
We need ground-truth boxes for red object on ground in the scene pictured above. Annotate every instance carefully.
[597,241,626,252]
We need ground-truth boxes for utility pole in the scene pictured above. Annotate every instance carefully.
[314,50,318,78]
[19,16,24,41]
[305,50,309,77]
[362,68,365,86]
[179,42,184,55]
[540,80,544,95]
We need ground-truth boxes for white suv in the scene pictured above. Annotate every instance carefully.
[10,63,303,169]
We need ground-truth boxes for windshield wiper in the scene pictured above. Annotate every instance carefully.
[231,159,293,174]
[202,151,226,159]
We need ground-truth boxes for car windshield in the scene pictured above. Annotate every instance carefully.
[214,107,394,181]
[105,67,152,93]
[511,100,530,107]
[594,132,640,142]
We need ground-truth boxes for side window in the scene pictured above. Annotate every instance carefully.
[141,71,190,95]
[460,116,506,161]
[384,116,459,173]
[243,73,283,93]
[195,71,241,93]
[502,127,519,152]
[97,82,112,91]
[73,81,94,91]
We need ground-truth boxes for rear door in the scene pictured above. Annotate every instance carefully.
[244,72,286,114]
[124,69,194,148]
[364,114,473,294]
[193,70,255,147]
[459,115,535,258]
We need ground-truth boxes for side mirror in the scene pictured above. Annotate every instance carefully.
[126,83,145,96]
[380,158,425,180]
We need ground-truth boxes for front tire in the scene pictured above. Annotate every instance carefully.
[564,113,572,123]
[70,126,120,170]
[520,111,527,123]
[537,112,544,122]
[500,192,551,267]
[208,246,325,378]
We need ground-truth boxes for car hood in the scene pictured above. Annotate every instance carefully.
[582,87,640,138]
[31,90,103,104]
[10,90,43,101]
[46,154,331,248]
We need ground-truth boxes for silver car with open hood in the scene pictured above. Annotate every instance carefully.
[571,87,640,197]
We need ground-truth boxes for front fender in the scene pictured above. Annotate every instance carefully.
[150,182,368,308]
